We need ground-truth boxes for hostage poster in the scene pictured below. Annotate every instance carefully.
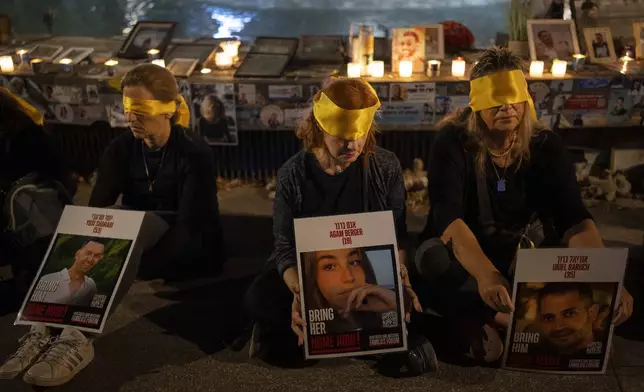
[294,211,407,359]
[502,248,627,374]
[15,206,145,333]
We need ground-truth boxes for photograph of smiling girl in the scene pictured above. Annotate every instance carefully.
[299,244,405,357]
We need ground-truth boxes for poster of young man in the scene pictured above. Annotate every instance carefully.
[15,206,145,333]
[502,248,627,374]
[294,211,407,359]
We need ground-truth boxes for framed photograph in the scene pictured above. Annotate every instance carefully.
[391,27,426,73]
[413,24,445,60]
[633,22,644,60]
[28,44,64,61]
[0,14,10,46]
[249,37,299,56]
[165,43,217,63]
[117,21,177,59]
[235,53,291,78]
[527,19,580,62]
[583,27,617,63]
[54,47,95,65]
[167,58,198,77]
[298,35,344,62]
[610,148,644,195]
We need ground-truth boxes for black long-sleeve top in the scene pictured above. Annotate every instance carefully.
[89,127,222,265]
[419,124,592,272]
[270,147,408,276]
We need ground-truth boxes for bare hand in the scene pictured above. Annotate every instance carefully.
[476,271,514,314]
[401,265,423,323]
[613,287,634,326]
[344,284,397,315]
[283,266,300,296]
[291,293,306,346]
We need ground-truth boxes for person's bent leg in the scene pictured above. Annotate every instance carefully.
[414,238,503,363]
[245,267,301,363]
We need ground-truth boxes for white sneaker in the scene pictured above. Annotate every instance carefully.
[23,326,94,387]
[0,324,51,379]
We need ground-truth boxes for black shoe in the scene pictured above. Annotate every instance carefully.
[376,333,438,378]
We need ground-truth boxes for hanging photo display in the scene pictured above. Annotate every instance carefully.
[294,211,407,359]
[502,248,627,374]
[191,83,238,146]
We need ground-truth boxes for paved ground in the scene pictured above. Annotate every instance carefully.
[1,186,643,392]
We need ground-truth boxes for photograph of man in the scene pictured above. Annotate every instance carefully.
[611,97,628,116]
[301,247,398,335]
[393,28,425,73]
[536,282,604,356]
[592,33,610,58]
[629,80,643,96]
[390,84,404,101]
[198,94,236,145]
[34,239,105,306]
[533,27,573,61]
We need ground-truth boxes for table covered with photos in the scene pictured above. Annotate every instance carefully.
[2,67,644,149]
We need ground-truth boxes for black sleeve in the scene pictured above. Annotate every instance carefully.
[143,145,221,263]
[540,133,593,236]
[425,129,468,237]
[89,136,128,207]
[385,155,408,247]
[273,172,297,276]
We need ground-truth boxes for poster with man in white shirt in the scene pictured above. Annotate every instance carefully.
[33,238,106,307]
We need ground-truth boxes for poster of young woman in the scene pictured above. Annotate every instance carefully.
[294,211,407,359]
[502,248,627,374]
[15,206,145,333]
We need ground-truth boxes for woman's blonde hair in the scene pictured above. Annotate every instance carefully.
[295,77,380,156]
[120,64,183,123]
[440,47,548,172]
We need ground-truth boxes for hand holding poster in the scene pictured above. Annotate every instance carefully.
[294,211,407,359]
[502,248,627,374]
[15,206,146,333]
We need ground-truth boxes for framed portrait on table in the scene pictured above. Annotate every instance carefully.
[298,35,344,63]
[527,19,580,62]
[249,37,299,56]
[28,44,64,62]
[413,24,445,60]
[391,27,426,73]
[167,58,198,77]
[583,27,616,63]
[117,21,177,59]
[234,53,291,77]
[54,47,95,65]
[633,22,644,60]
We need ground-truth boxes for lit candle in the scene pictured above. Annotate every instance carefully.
[427,60,441,77]
[451,58,466,78]
[620,55,633,75]
[572,54,586,71]
[16,49,28,64]
[58,58,73,72]
[151,59,166,68]
[105,59,118,76]
[529,61,544,77]
[347,62,362,78]
[30,58,44,73]
[221,41,241,58]
[147,49,160,60]
[0,55,14,73]
[368,61,384,78]
[551,59,567,77]
[215,52,233,68]
[58,58,73,65]
[200,67,212,74]
[399,60,412,78]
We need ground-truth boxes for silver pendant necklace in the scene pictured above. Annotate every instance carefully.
[142,142,167,192]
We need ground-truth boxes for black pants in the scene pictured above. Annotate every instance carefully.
[412,238,498,324]
[244,267,299,350]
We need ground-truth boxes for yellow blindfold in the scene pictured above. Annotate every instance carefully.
[0,87,44,126]
[312,82,381,140]
[469,69,537,121]
[122,95,191,128]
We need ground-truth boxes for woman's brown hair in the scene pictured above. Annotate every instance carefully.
[120,63,179,102]
[295,77,380,156]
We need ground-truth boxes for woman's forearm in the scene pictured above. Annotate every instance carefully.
[442,219,498,280]
[566,219,604,248]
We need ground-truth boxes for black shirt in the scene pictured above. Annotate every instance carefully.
[420,125,592,271]
[89,126,222,266]
[301,152,364,217]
